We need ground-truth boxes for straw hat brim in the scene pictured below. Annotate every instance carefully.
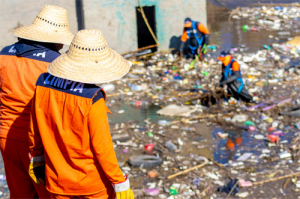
[11,24,74,45]
[47,48,131,84]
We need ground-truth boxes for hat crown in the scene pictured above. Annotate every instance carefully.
[47,29,130,84]
[11,5,74,45]
[32,5,70,30]
[68,29,108,61]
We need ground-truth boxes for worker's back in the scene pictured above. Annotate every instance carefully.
[29,73,124,195]
[0,39,60,141]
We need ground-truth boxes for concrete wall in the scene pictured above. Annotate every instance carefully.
[0,0,207,54]
[84,0,207,53]
[0,0,77,50]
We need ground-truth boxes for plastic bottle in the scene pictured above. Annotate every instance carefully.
[295,122,300,129]
[182,127,195,131]
[193,85,202,89]
[135,101,149,107]
[158,120,170,126]
[263,45,271,50]
[158,94,164,100]
[131,85,141,91]
[165,141,177,151]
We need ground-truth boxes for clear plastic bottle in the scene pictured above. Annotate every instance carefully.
[135,101,149,107]
[158,120,170,126]
[165,141,177,151]
[182,127,195,131]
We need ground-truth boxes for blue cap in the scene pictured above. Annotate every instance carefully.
[184,17,192,24]
[220,51,231,57]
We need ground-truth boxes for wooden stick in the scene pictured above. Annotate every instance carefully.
[200,183,212,196]
[161,92,199,101]
[167,157,208,179]
[253,172,300,186]
[140,48,174,58]
[138,0,161,50]
[226,180,239,199]
[121,44,158,55]
[106,90,139,97]
[190,186,200,199]
[283,177,291,190]
[228,6,240,22]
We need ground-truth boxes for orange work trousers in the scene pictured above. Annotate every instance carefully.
[0,138,50,198]
[50,185,116,199]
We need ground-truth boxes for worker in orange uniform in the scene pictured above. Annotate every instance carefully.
[28,29,134,199]
[0,5,74,199]
[180,17,210,59]
[218,51,254,103]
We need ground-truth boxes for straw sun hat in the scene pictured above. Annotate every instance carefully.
[47,29,131,84]
[12,5,74,45]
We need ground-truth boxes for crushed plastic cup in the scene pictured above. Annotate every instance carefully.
[169,184,180,196]
[244,121,255,126]
[267,135,279,143]
[147,132,154,137]
[243,25,249,32]
[145,188,160,196]
[249,126,256,131]
[144,143,155,152]
[147,170,158,178]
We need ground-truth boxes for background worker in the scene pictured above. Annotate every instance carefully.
[218,51,254,103]
[0,5,74,198]
[179,17,210,59]
[28,29,134,199]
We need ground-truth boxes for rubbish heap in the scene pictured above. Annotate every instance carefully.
[106,5,300,199]
[232,5,300,32]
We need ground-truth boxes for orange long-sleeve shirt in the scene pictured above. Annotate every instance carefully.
[29,73,125,195]
[181,22,210,42]
[222,57,240,72]
[0,39,60,142]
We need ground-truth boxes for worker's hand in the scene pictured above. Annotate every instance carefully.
[114,176,134,199]
[28,153,46,185]
[116,188,134,199]
[219,80,227,86]
[214,83,220,89]
[180,52,184,59]
[201,44,207,54]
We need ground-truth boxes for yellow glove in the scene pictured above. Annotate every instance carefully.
[114,176,134,199]
[201,44,207,54]
[116,188,134,199]
[28,153,46,185]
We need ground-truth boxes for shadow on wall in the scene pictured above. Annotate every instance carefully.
[169,36,191,54]
[169,35,181,54]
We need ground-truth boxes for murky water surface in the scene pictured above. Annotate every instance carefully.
[212,126,297,164]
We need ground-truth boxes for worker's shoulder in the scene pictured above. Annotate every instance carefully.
[0,44,15,56]
[36,73,104,100]
[232,60,240,71]
[196,21,202,26]
[232,60,239,65]
[0,42,60,63]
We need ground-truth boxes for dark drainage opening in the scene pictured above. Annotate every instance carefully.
[136,6,157,53]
